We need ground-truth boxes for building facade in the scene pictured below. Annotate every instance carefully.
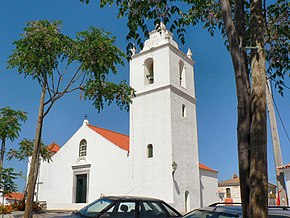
[278,163,290,206]
[35,24,218,214]
[218,174,277,205]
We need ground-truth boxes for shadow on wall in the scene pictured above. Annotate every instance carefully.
[174,180,180,195]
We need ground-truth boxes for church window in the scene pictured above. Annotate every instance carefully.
[147,144,153,158]
[79,139,87,156]
[182,104,186,118]
[144,58,154,84]
[226,188,231,198]
[179,60,186,88]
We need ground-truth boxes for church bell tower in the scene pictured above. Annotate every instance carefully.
[129,24,201,213]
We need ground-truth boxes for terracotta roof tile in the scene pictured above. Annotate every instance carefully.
[5,192,24,201]
[47,142,61,153]
[219,176,240,187]
[88,125,129,152]
[199,163,218,172]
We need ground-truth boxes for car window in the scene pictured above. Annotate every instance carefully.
[78,198,113,217]
[184,210,239,218]
[140,201,166,218]
[98,201,135,218]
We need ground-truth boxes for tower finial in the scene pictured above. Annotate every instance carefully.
[187,48,192,59]
[83,114,89,126]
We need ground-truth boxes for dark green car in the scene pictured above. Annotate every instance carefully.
[68,196,182,218]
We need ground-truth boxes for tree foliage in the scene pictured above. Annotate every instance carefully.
[7,139,52,163]
[0,168,19,196]
[0,106,27,170]
[8,20,133,113]
[0,107,27,144]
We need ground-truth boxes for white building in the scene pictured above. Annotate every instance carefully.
[199,164,219,207]
[218,174,277,205]
[35,24,218,214]
[278,163,290,206]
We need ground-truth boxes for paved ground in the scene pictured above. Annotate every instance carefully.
[4,211,73,218]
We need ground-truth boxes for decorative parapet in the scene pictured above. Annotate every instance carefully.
[141,22,178,52]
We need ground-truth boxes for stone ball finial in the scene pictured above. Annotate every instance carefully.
[83,117,89,126]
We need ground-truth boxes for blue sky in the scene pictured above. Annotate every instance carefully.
[0,1,289,192]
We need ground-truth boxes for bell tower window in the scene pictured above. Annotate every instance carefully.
[179,60,186,88]
[79,139,87,157]
[144,58,154,84]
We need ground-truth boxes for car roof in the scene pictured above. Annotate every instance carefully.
[197,205,242,216]
[102,196,165,202]
[190,203,290,217]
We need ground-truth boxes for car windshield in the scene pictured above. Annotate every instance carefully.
[184,210,239,218]
[78,198,113,217]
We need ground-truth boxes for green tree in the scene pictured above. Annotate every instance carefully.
[0,107,27,171]
[8,20,132,218]
[81,0,289,217]
[0,168,18,197]
[0,167,19,217]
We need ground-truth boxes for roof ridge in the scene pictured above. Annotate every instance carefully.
[88,124,129,137]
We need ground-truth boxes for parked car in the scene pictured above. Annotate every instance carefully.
[68,196,182,218]
[183,203,290,218]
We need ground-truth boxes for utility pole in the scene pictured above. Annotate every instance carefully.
[266,80,288,206]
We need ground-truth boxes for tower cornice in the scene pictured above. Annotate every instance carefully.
[132,84,196,105]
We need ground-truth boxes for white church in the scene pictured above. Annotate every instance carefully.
[34,24,219,214]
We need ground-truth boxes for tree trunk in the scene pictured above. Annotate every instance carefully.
[219,1,251,217]
[249,0,268,217]
[0,138,5,170]
[24,80,47,218]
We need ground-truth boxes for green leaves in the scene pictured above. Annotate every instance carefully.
[73,27,125,78]
[83,79,133,112]
[8,20,73,81]
[0,167,19,195]
[8,20,132,113]
[0,107,27,142]
[7,139,52,163]
[265,0,290,95]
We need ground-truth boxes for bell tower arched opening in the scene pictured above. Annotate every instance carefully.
[144,58,154,84]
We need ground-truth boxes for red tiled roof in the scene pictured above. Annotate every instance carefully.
[219,175,276,187]
[219,175,240,187]
[5,192,24,201]
[88,125,129,152]
[199,163,218,172]
[47,142,61,153]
